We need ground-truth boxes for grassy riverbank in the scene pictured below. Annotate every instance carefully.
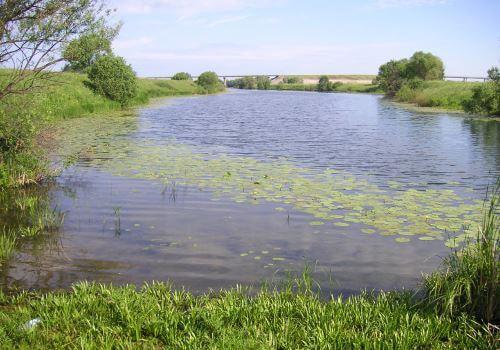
[270,82,382,93]
[395,80,480,111]
[0,280,494,349]
[0,71,203,123]
[0,71,206,188]
[268,79,484,114]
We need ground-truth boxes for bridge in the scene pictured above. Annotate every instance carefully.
[443,76,489,82]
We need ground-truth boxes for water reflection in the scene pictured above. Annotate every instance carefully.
[1,90,499,294]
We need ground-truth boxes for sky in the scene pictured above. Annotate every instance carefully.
[109,0,500,77]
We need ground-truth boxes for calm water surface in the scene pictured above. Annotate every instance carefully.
[3,90,499,294]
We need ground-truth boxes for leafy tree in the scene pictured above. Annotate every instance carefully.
[463,67,500,116]
[87,55,137,107]
[256,76,271,90]
[318,75,330,92]
[172,72,192,80]
[63,24,120,72]
[241,76,256,89]
[0,0,113,101]
[374,59,409,96]
[196,71,224,93]
[406,51,445,81]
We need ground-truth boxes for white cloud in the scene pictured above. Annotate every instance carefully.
[206,15,250,27]
[113,36,155,50]
[125,42,407,63]
[375,0,448,8]
[113,0,279,19]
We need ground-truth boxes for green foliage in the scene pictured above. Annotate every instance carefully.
[196,71,225,93]
[271,82,381,94]
[463,67,500,116]
[375,51,445,96]
[395,80,478,110]
[0,98,45,187]
[0,230,16,261]
[318,75,330,92]
[406,51,445,81]
[374,59,409,96]
[241,76,257,89]
[62,24,120,72]
[423,180,499,323]
[0,185,64,265]
[172,72,192,80]
[227,76,271,90]
[87,55,138,107]
[283,76,303,84]
[0,278,494,348]
[256,76,271,90]
[274,82,317,91]
[0,70,202,188]
[0,0,115,100]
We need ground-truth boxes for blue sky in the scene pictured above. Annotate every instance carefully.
[109,0,499,77]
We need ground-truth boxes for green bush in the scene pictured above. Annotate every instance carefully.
[87,55,138,107]
[463,67,500,116]
[196,71,225,93]
[318,75,330,92]
[256,76,271,90]
[172,72,192,80]
[0,99,45,187]
[283,76,303,84]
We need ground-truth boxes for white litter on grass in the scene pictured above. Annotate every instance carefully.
[23,318,41,330]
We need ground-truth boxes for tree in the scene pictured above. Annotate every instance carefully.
[172,72,192,80]
[87,55,137,107]
[256,76,271,90]
[406,51,444,81]
[318,75,330,92]
[241,76,256,89]
[63,24,120,72]
[374,59,409,96]
[0,0,113,101]
[196,71,224,93]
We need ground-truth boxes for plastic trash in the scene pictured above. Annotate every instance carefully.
[23,318,41,330]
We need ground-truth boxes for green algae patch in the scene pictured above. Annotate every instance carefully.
[53,115,483,247]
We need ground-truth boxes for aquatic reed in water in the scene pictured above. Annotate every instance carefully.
[423,179,499,323]
[0,228,16,261]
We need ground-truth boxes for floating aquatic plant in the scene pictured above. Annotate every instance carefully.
[53,115,485,247]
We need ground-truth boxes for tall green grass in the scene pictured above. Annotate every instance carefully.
[395,80,480,111]
[0,71,203,123]
[0,228,16,261]
[423,180,499,323]
[0,277,494,348]
[0,186,64,266]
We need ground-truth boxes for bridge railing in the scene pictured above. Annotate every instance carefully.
[444,76,488,82]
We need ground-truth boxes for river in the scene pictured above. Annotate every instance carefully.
[2,90,499,294]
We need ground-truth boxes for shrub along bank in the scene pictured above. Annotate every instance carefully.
[374,51,499,115]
